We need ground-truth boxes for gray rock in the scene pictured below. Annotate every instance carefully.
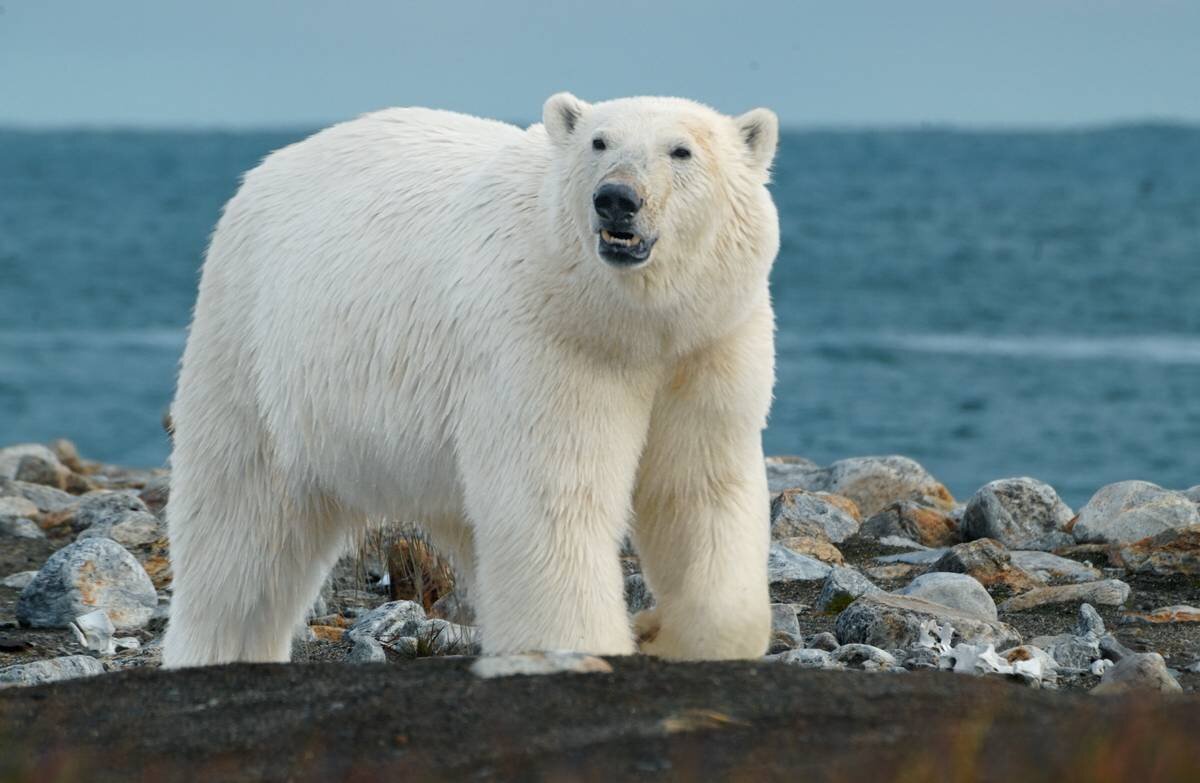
[831,643,898,669]
[139,474,171,516]
[1073,481,1200,544]
[835,592,1021,650]
[0,479,77,514]
[1092,652,1182,695]
[0,444,62,481]
[0,655,105,688]
[769,648,841,670]
[0,517,44,540]
[624,573,653,614]
[773,456,954,517]
[814,567,881,614]
[470,652,612,678]
[770,603,800,639]
[346,600,426,644]
[0,496,39,521]
[347,635,387,663]
[998,579,1131,613]
[78,511,163,548]
[1099,634,1136,663]
[1009,551,1102,584]
[765,458,823,494]
[806,631,840,651]
[861,502,959,547]
[2,570,38,590]
[1029,633,1101,670]
[17,538,157,630]
[1075,603,1106,637]
[875,547,949,565]
[770,490,860,543]
[768,543,832,583]
[1184,486,1200,505]
[73,491,150,532]
[903,646,942,670]
[897,572,997,621]
[962,478,1075,550]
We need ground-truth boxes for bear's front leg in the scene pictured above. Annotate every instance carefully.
[632,306,774,660]
[456,352,655,656]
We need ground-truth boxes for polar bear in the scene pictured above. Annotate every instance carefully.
[161,93,780,668]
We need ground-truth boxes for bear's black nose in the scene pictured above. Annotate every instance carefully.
[593,183,642,224]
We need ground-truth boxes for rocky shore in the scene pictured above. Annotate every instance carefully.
[2,441,1199,779]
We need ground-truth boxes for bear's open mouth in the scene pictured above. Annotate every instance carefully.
[598,229,655,265]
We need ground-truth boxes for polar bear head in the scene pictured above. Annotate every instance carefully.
[541,93,779,288]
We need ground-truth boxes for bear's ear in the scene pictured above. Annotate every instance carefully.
[543,92,588,146]
[734,108,779,173]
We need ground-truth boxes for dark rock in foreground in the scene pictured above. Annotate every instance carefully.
[1,658,1197,783]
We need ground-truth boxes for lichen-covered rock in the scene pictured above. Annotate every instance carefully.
[931,539,1043,592]
[0,444,62,481]
[834,592,1021,650]
[1092,652,1182,695]
[0,496,39,521]
[861,501,960,547]
[0,516,44,539]
[768,543,833,583]
[961,478,1075,551]
[77,511,163,548]
[16,538,158,630]
[998,579,1131,613]
[1110,525,1200,576]
[0,655,105,688]
[0,478,78,515]
[897,572,997,621]
[1072,481,1199,544]
[1122,605,1200,624]
[815,566,881,614]
[770,489,860,543]
[1009,550,1102,584]
[774,535,844,565]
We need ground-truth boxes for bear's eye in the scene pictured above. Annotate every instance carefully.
[670,146,692,160]
[592,137,606,152]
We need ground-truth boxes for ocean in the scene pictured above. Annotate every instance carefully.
[2,125,1198,508]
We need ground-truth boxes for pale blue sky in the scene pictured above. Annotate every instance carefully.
[2,0,1198,128]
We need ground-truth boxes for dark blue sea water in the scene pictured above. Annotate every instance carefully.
[2,126,1199,508]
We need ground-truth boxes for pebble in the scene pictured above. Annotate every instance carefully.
[16,538,158,630]
[814,566,881,614]
[961,478,1075,551]
[931,539,1042,592]
[470,652,612,678]
[834,592,1021,650]
[1009,551,1102,584]
[346,600,426,644]
[1092,652,1182,695]
[1072,481,1199,544]
[896,572,997,621]
[0,655,105,688]
[2,571,38,590]
[998,579,1131,613]
[861,501,960,547]
[0,516,44,539]
[768,543,833,583]
[1110,525,1200,577]
[770,489,861,543]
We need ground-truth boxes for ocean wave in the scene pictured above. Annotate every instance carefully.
[795,332,1200,365]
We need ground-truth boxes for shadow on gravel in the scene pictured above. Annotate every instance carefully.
[2,656,1198,782]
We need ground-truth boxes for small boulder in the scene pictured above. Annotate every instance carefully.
[768,543,832,583]
[0,496,39,521]
[814,566,881,614]
[1009,551,1102,584]
[346,635,387,663]
[0,655,105,688]
[961,478,1075,550]
[998,579,1131,613]
[806,631,840,651]
[774,535,844,565]
[72,492,151,533]
[0,480,76,515]
[1092,652,1182,695]
[346,600,426,644]
[78,511,164,548]
[931,539,1043,592]
[770,603,800,639]
[861,501,959,547]
[0,517,44,540]
[767,456,954,517]
[1072,481,1199,544]
[831,643,898,670]
[770,489,860,543]
[835,592,1021,650]
[17,538,157,630]
[0,444,62,482]
[897,572,997,621]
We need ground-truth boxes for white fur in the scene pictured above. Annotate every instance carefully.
[161,94,780,667]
